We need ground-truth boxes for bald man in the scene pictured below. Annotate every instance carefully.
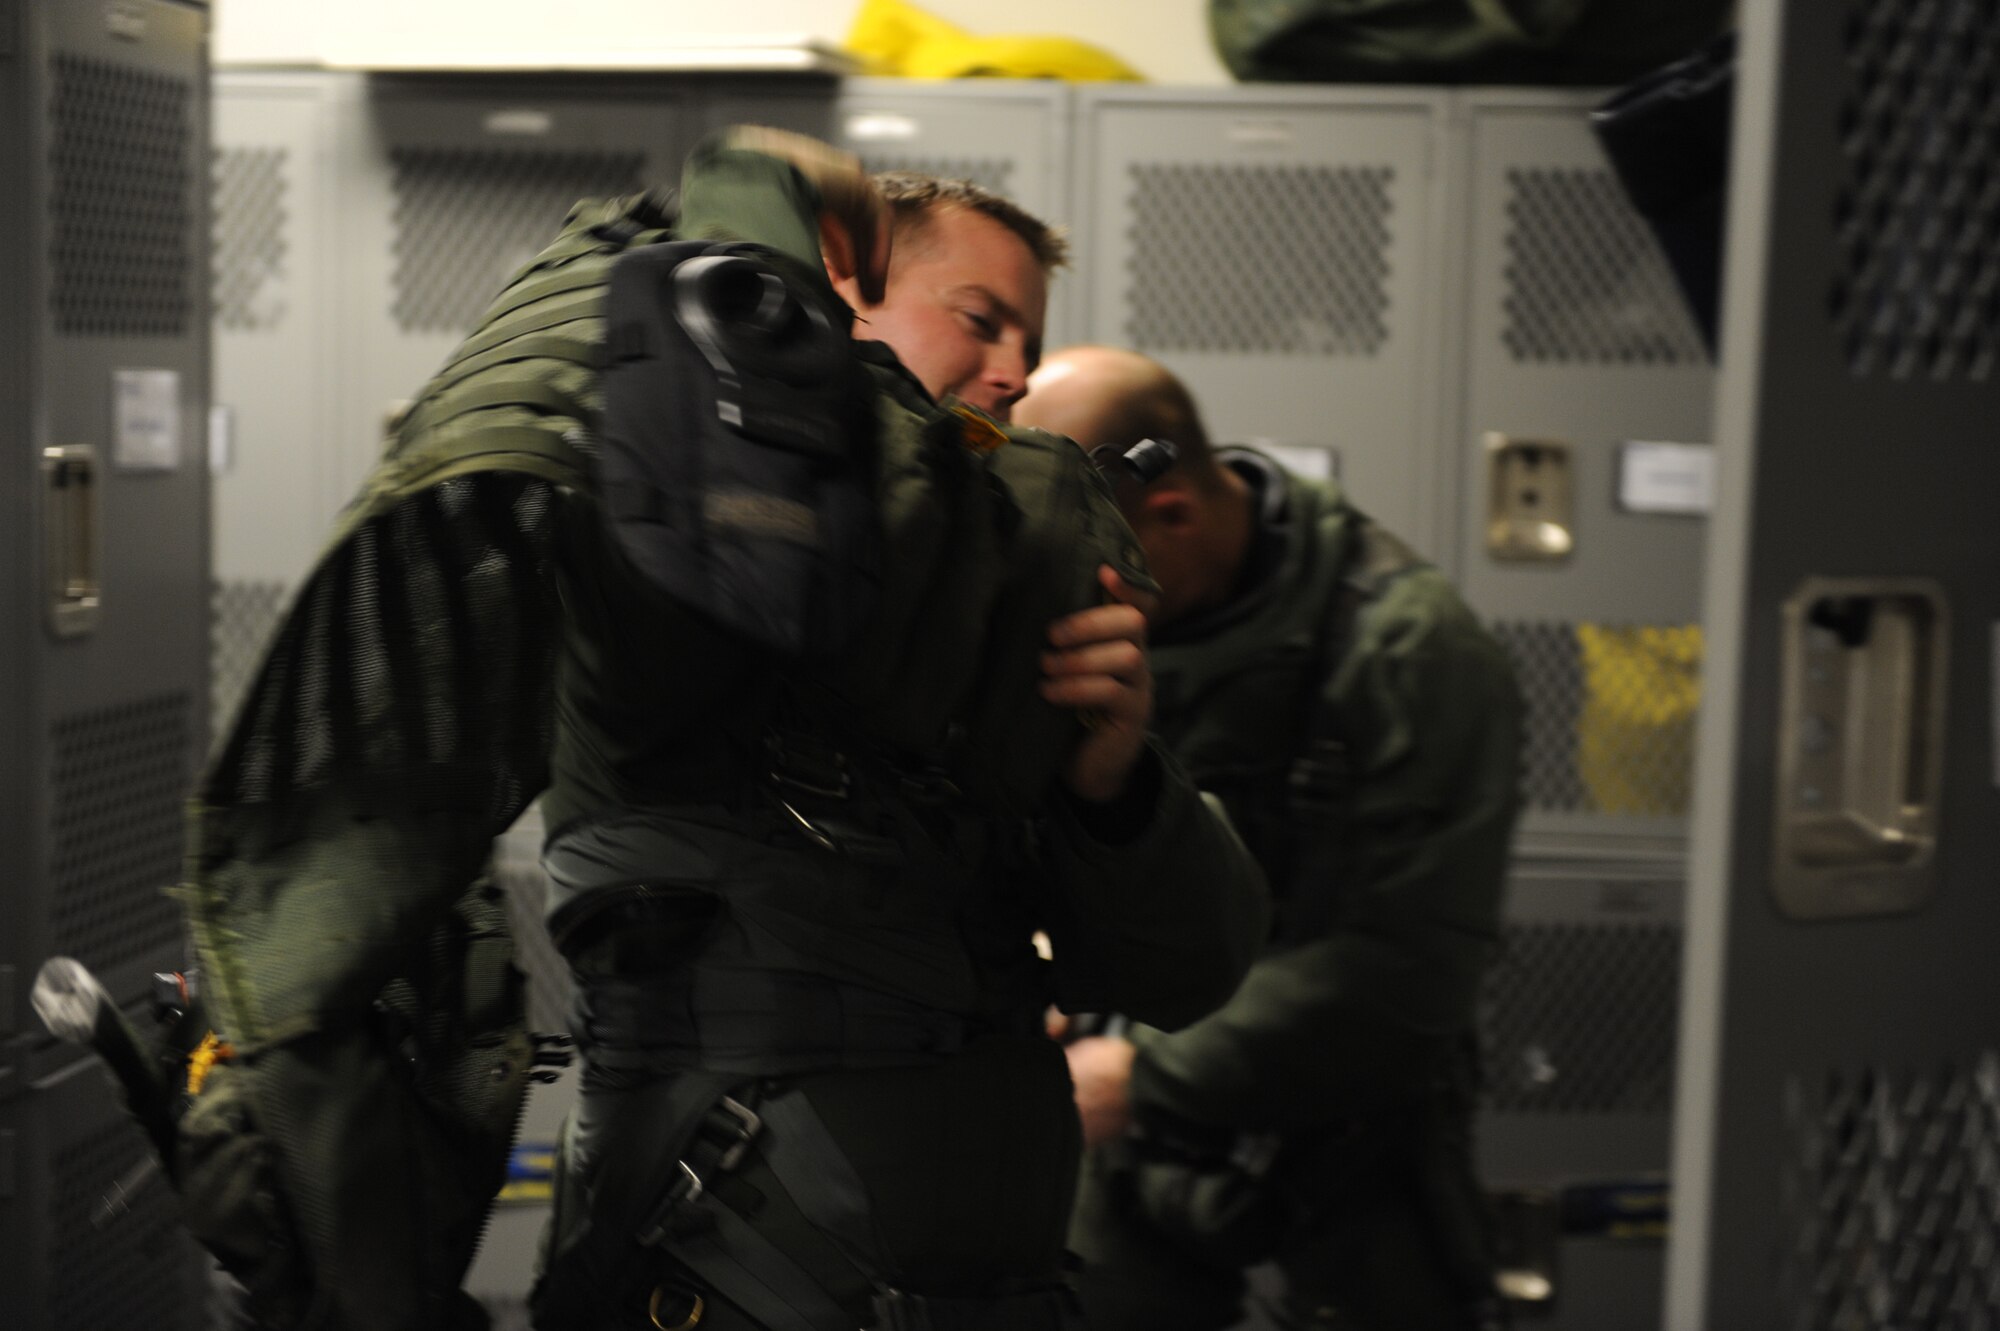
[1017,349,1523,1331]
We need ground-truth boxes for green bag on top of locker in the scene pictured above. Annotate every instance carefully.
[1209,0,1733,85]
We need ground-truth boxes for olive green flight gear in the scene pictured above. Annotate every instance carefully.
[155,135,1262,1331]
[1072,453,1522,1330]
[1208,0,1734,87]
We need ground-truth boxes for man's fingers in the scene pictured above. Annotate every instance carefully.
[1039,675,1138,710]
[1041,640,1145,680]
[1098,564,1160,621]
[1048,601,1148,650]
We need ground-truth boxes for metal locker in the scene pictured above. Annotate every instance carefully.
[1070,85,1453,557]
[0,1051,209,1329]
[1,0,212,1326]
[1441,89,1718,1331]
[1479,862,1680,1328]
[1671,1,2000,1325]
[1447,90,1716,864]
[210,71,348,744]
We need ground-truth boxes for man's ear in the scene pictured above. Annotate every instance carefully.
[821,214,862,304]
[821,211,890,308]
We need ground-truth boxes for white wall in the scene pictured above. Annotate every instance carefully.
[213,0,1233,84]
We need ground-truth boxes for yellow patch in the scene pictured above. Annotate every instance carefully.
[951,405,1009,454]
[186,1031,235,1096]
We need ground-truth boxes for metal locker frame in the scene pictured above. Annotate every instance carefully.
[1446,90,1716,865]
[1671,1,2000,1325]
[2,1,212,1327]
[1069,84,1454,559]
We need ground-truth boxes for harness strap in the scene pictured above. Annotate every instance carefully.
[640,1084,879,1331]
[573,967,971,1076]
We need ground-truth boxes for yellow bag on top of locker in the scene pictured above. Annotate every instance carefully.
[844,0,1144,81]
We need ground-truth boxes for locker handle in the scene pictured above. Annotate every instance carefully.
[1772,578,1948,918]
[42,444,100,638]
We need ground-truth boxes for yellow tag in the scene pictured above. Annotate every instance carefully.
[951,405,1009,454]
[186,1031,235,1096]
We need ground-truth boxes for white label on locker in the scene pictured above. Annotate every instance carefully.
[113,369,181,471]
[1618,441,1714,515]
[484,110,553,136]
[1227,120,1297,149]
[845,113,919,142]
[105,2,146,41]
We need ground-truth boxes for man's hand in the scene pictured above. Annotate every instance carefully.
[1066,1036,1138,1149]
[1042,565,1157,803]
[720,125,892,303]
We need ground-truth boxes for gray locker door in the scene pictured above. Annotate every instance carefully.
[1451,92,1715,863]
[2,2,212,1327]
[1670,1,2000,1326]
[1072,87,1450,556]
[211,72,344,744]
[0,0,211,1024]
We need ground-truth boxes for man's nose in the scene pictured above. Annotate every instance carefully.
[984,347,1030,418]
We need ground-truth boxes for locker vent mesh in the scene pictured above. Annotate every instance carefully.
[1784,1056,2000,1330]
[53,1111,201,1331]
[1480,919,1680,1113]
[50,55,193,337]
[1487,620,1699,817]
[1833,0,2000,381]
[212,579,291,745]
[496,802,573,1035]
[1502,168,1707,366]
[390,148,644,333]
[1124,163,1392,356]
[864,155,1016,199]
[213,146,290,331]
[51,695,193,968]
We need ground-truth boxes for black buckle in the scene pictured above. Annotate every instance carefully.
[766,734,852,800]
[706,1095,763,1172]
[636,1096,764,1246]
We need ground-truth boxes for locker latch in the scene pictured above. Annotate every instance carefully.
[1484,433,1575,562]
[41,444,100,638]
[1773,578,1948,919]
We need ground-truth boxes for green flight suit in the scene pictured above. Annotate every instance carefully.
[175,139,1268,1331]
[1069,451,1523,1331]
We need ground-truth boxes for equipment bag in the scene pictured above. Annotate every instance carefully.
[1209,0,1733,86]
